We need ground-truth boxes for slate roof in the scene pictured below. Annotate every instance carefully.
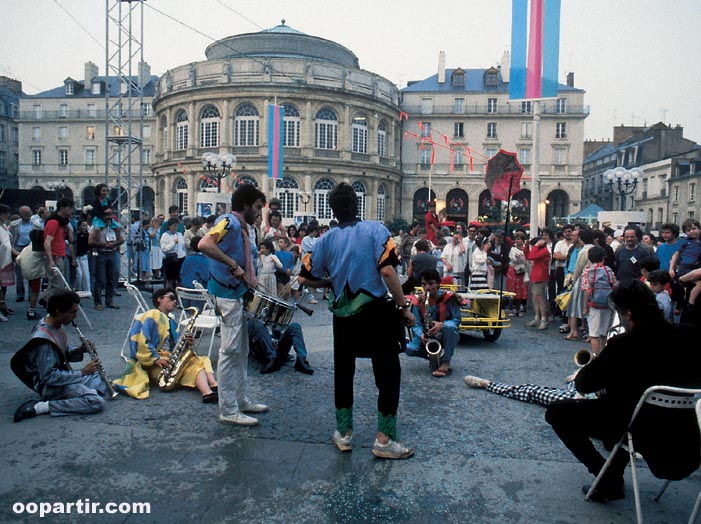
[27,75,160,99]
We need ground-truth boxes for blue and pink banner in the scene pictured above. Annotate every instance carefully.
[268,104,284,179]
[510,0,561,100]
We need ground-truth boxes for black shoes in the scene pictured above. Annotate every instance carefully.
[582,481,625,503]
[260,359,282,374]
[202,392,219,404]
[16,296,24,302]
[14,400,38,423]
[295,357,314,375]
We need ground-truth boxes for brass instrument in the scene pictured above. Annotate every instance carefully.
[422,293,444,368]
[158,307,200,392]
[71,321,118,399]
[574,349,592,368]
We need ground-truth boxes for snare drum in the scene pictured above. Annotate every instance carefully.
[243,289,295,327]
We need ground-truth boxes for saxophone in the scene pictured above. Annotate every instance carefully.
[158,307,200,392]
[72,322,118,399]
[422,293,444,368]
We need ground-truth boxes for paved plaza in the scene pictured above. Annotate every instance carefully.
[1,285,698,524]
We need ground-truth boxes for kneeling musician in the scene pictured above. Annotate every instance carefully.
[405,269,461,378]
[115,288,218,402]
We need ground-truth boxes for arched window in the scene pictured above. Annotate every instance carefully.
[352,116,368,154]
[174,178,189,215]
[199,177,218,192]
[200,105,220,148]
[313,178,336,219]
[377,120,387,158]
[234,103,259,146]
[352,181,367,220]
[175,110,188,150]
[274,176,301,219]
[282,104,300,148]
[315,108,337,150]
[233,175,258,190]
[376,184,387,223]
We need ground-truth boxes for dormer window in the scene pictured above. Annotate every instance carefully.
[65,81,74,96]
[452,68,465,88]
[484,67,499,88]
[91,81,101,95]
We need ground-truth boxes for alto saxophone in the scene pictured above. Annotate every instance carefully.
[422,294,444,368]
[71,321,118,399]
[158,307,200,392]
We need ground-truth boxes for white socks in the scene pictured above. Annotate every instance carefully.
[34,401,50,415]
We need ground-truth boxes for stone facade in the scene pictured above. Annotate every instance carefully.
[150,22,402,224]
[0,77,21,189]
[399,52,588,228]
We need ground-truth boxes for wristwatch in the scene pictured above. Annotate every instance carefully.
[398,300,412,310]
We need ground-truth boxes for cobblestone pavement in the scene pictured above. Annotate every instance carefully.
[1,286,698,523]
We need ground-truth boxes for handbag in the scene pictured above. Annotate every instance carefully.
[555,281,574,312]
[163,251,178,263]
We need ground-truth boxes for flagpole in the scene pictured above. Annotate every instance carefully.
[529,99,541,236]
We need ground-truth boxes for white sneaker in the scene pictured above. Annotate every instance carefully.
[219,412,259,426]
[239,401,269,413]
[372,438,414,459]
[0,313,7,322]
[332,430,353,452]
[463,375,489,389]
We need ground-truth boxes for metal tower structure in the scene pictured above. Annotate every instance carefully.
[105,0,145,282]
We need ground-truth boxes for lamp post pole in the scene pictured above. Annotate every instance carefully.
[605,167,643,211]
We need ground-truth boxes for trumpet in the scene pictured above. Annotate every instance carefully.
[422,294,444,368]
[72,322,118,399]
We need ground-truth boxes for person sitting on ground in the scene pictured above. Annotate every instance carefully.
[405,268,461,378]
[11,290,107,422]
[114,288,218,402]
[247,318,314,375]
[544,280,701,503]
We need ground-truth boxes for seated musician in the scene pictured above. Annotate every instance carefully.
[405,269,461,378]
[114,288,218,402]
[247,318,314,375]
[545,280,701,503]
[11,290,107,422]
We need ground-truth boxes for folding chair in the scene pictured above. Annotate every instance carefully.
[586,385,701,524]
[51,267,93,328]
[175,286,221,359]
[119,283,151,361]
[689,399,701,524]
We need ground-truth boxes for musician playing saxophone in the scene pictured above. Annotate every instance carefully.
[405,269,461,378]
[11,290,107,422]
[114,288,218,402]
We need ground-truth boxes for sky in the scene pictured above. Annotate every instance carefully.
[3,0,700,144]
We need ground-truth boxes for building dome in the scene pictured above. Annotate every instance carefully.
[205,20,360,69]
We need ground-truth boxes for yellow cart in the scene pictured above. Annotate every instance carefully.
[442,285,515,342]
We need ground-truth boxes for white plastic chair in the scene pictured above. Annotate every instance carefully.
[175,286,221,359]
[586,385,701,524]
[120,283,151,361]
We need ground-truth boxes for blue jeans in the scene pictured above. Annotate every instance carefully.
[405,324,459,365]
[249,320,307,362]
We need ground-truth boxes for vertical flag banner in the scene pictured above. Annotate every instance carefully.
[268,104,284,179]
[510,0,561,99]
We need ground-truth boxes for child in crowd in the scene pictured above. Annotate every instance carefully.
[257,239,282,296]
[647,269,674,323]
[580,246,616,356]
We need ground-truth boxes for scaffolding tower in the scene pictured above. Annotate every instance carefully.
[105,0,146,283]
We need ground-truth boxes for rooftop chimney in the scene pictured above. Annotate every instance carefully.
[138,61,151,88]
[84,62,98,86]
[566,72,574,87]
[501,51,511,83]
[438,51,446,84]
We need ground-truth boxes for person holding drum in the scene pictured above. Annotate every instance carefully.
[299,182,416,459]
[199,184,269,427]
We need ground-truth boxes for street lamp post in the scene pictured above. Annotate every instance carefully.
[604,167,644,211]
[201,153,236,193]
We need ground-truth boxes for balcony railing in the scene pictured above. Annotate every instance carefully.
[18,109,156,121]
[401,103,590,117]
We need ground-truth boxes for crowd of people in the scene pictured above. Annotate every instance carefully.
[8,187,701,479]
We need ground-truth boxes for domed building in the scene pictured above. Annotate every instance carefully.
[151,21,403,224]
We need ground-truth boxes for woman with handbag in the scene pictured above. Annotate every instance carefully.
[160,218,186,290]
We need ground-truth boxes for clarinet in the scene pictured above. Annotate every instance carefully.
[72,322,119,399]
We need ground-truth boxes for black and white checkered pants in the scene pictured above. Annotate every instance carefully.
[486,380,577,407]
